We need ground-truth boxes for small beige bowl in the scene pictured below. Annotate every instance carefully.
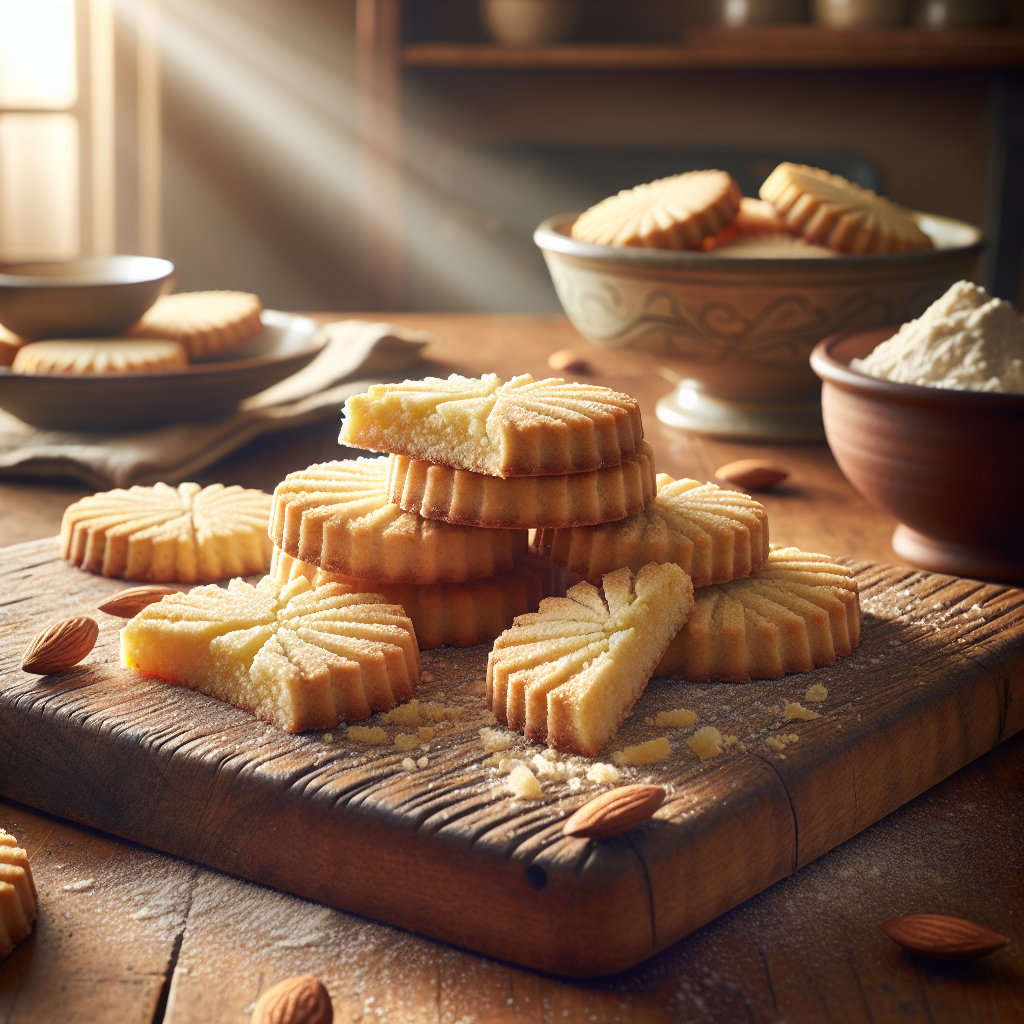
[535,212,982,440]
[0,255,174,340]
[811,327,1024,581]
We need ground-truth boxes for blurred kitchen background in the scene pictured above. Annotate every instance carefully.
[1,0,1021,313]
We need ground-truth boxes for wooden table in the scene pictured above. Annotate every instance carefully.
[0,314,1020,1023]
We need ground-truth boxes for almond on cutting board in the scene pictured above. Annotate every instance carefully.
[715,459,789,491]
[251,975,333,1024]
[21,616,99,674]
[882,914,1008,960]
[564,784,666,839]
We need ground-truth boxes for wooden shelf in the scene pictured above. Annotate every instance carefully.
[403,26,1024,70]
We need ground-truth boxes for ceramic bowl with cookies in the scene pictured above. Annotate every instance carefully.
[535,162,983,442]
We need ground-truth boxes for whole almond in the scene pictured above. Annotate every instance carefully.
[882,914,1008,959]
[21,616,99,674]
[715,458,788,492]
[98,585,177,617]
[563,784,665,839]
[548,349,591,375]
[252,976,332,1024]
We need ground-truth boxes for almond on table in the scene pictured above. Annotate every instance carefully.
[61,482,273,583]
[655,546,861,681]
[340,374,644,478]
[271,458,527,584]
[570,170,742,250]
[535,473,769,588]
[487,562,694,757]
[121,575,421,732]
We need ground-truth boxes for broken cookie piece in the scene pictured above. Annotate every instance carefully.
[121,575,421,732]
[487,562,693,757]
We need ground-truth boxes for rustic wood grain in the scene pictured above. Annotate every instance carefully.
[1,540,1020,978]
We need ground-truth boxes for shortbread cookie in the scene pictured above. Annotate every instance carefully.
[272,458,526,584]
[12,338,188,375]
[0,830,37,960]
[122,575,420,731]
[128,290,264,359]
[759,163,933,254]
[488,563,694,757]
[655,546,860,681]
[709,233,837,258]
[385,440,657,529]
[0,323,23,367]
[272,548,566,649]
[341,374,643,478]
[61,482,273,583]
[535,474,769,588]
[570,170,742,250]
[704,197,786,249]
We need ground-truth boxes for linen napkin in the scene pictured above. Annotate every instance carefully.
[0,320,433,489]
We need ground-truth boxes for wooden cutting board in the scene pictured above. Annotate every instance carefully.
[1,538,1021,977]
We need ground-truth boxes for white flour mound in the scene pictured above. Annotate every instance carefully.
[851,280,1024,393]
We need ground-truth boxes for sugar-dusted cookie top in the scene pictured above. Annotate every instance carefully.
[571,170,741,250]
[488,562,694,757]
[1,829,37,961]
[61,482,273,583]
[656,546,861,682]
[121,575,421,732]
[535,474,769,588]
[759,163,932,254]
[12,338,187,375]
[271,457,527,583]
[341,374,644,479]
[127,290,263,359]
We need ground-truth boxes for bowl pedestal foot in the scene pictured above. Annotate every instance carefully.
[892,524,1024,583]
[656,381,825,442]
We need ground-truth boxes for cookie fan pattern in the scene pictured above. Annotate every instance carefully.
[61,482,273,583]
[655,546,861,681]
[488,562,693,757]
[122,575,421,732]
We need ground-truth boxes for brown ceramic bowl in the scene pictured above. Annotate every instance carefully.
[0,255,174,340]
[810,327,1024,581]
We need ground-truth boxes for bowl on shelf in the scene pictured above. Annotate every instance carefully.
[534,212,982,441]
[810,327,1024,581]
[0,255,174,340]
[480,0,581,45]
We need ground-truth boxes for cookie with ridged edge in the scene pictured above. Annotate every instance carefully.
[0,830,37,960]
[121,574,421,732]
[271,547,566,649]
[385,440,657,529]
[12,338,188,375]
[571,170,742,250]
[271,457,527,585]
[534,474,768,588]
[61,482,272,583]
[487,562,694,757]
[340,373,644,479]
[127,290,263,360]
[759,163,932,254]
[655,546,860,681]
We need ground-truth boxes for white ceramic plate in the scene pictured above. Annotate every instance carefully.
[0,310,326,431]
